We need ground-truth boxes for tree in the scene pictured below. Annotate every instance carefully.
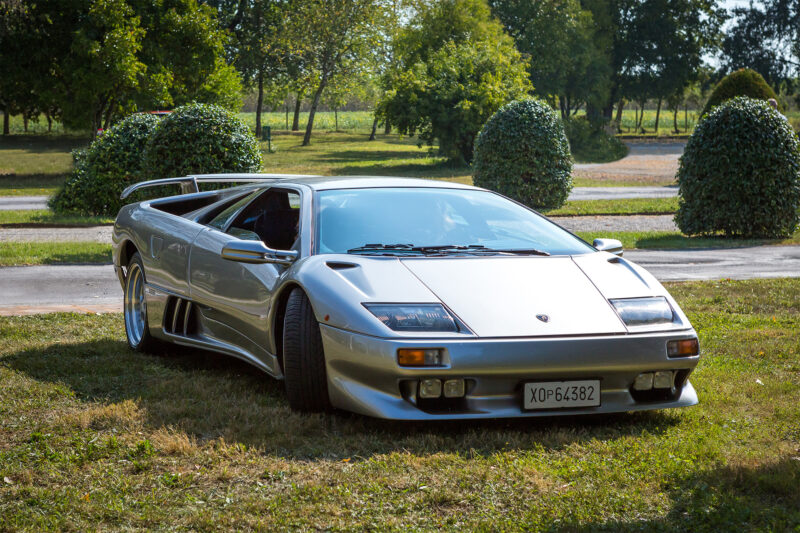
[489,0,610,119]
[380,40,531,163]
[379,0,531,163]
[287,0,387,146]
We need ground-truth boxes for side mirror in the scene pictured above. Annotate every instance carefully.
[592,238,623,257]
[221,240,298,266]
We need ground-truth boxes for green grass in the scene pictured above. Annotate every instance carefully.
[576,229,800,249]
[0,278,798,530]
[545,197,678,216]
[0,242,112,266]
[0,210,114,226]
[0,135,84,196]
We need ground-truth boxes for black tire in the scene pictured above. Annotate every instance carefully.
[282,288,331,412]
[123,252,160,353]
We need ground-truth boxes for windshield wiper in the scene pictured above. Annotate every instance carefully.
[482,247,550,256]
[346,244,549,256]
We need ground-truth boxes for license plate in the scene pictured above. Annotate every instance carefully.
[523,380,600,410]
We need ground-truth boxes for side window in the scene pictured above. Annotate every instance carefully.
[207,190,261,231]
[228,189,301,250]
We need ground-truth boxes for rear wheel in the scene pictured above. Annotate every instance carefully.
[124,252,159,352]
[282,288,331,412]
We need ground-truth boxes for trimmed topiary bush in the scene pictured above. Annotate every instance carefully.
[50,113,161,216]
[473,99,573,209]
[675,97,800,238]
[701,68,778,116]
[143,103,262,180]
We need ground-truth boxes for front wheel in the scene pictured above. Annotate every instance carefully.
[124,252,158,352]
[282,288,331,412]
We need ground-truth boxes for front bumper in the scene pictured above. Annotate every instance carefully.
[320,325,700,420]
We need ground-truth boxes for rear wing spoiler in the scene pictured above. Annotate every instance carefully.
[120,173,321,200]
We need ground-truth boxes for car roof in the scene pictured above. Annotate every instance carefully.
[190,173,481,192]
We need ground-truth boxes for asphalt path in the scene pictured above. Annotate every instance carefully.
[0,196,50,210]
[1,245,798,315]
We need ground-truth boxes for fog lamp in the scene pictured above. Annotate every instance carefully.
[419,379,442,399]
[653,371,674,389]
[443,379,465,398]
[398,348,443,367]
[633,373,654,391]
[667,338,699,357]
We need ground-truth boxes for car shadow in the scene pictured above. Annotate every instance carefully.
[548,458,800,531]
[5,339,681,460]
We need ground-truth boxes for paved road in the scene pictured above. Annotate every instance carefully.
[1,245,798,315]
[0,226,113,242]
[0,195,49,211]
[574,141,685,184]
[567,186,677,201]
[553,214,678,232]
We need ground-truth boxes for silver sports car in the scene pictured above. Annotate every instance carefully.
[113,174,700,420]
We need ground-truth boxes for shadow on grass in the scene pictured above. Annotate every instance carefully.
[5,338,680,459]
[551,458,800,532]
[0,173,67,191]
[635,234,775,250]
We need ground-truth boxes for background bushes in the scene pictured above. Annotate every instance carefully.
[675,97,800,238]
[563,116,628,163]
[473,99,573,209]
[701,68,778,116]
[143,103,262,180]
[50,104,262,216]
[49,113,161,216]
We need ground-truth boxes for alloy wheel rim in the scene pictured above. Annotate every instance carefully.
[124,263,146,346]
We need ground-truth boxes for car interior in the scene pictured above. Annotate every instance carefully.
[226,189,300,250]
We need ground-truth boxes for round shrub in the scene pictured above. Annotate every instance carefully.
[143,103,262,180]
[675,97,800,238]
[702,68,777,116]
[473,99,573,209]
[50,113,161,216]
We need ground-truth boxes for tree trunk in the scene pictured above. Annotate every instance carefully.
[673,108,679,133]
[684,105,688,132]
[2,109,9,135]
[291,94,302,131]
[23,115,28,132]
[334,107,338,131]
[369,116,378,141]
[559,96,567,120]
[613,100,625,132]
[302,80,327,146]
[285,103,289,130]
[46,113,52,132]
[255,72,264,138]
[654,98,662,134]
[384,122,391,135]
[103,98,115,130]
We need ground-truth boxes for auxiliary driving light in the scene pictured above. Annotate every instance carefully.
[633,373,654,391]
[443,379,465,398]
[419,379,442,399]
[667,338,699,357]
[398,348,443,367]
[653,371,674,389]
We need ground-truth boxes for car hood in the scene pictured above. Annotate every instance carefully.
[296,252,688,338]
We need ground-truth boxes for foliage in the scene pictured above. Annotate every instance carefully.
[142,103,262,180]
[490,0,610,118]
[702,69,778,116]
[676,97,800,238]
[49,113,160,216]
[562,116,628,163]
[379,0,531,163]
[473,99,572,208]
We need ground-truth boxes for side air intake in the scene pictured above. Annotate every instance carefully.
[163,296,198,337]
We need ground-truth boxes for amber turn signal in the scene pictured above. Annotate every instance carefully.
[397,348,443,367]
[667,338,699,357]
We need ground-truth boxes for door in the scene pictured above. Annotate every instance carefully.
[188,188,302,365]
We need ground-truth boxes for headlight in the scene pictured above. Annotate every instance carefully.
[610,297,674,326]
[364,303,459,332]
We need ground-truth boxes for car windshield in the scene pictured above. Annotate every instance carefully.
[316,187,594,256]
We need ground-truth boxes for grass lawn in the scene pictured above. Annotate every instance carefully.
[576,229,800,250]
[0,135,83,196]
[0,278,797,530]
[0,210,114,227]
[0,242,111,266]
[545,197,677,216]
